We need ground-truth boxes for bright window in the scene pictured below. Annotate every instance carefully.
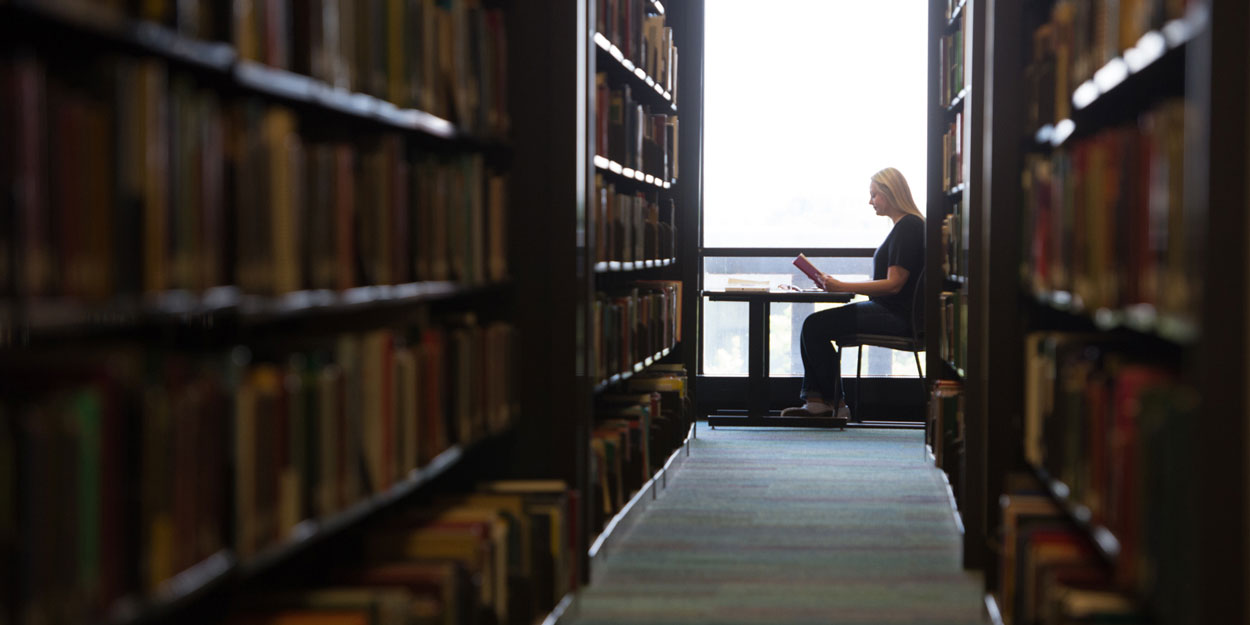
[703,0,929,248]
[702,0,929,378]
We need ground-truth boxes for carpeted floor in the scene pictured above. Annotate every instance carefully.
[566,425,985,625]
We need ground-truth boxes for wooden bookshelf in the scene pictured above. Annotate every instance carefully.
[978,0,1249,622]
[927,0,981,570]
[0,2,586,624]
[3,283,512,345]
[593,32,677,111]
[1026,463,1121,566]
[4,0,506,148]
[6,0,236,72]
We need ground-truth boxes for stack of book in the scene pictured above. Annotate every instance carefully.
[229,480,575,625]
[997,492,1143,625]
[591,365,688,533]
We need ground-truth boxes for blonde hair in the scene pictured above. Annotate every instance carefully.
[871,167,924,221]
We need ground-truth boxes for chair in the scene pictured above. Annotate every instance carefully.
[837,270,925,424]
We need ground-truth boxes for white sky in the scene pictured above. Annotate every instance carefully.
[703,0,930,248]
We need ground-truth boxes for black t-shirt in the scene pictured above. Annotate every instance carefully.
[871,214,925,316]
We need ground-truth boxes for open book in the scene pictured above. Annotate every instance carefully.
[793,253,824,285]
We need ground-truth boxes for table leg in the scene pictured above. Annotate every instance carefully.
[749,297,769,419]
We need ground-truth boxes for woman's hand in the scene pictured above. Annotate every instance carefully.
[817,273,846,293]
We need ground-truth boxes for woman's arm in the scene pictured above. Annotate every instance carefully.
[817,265,910,297]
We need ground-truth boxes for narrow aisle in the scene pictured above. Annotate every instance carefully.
[567,427,984,625]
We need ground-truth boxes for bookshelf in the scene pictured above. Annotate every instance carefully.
[1,2,588,625]
[974,0,1249,623]
[925,0,982,568]
[585,0,696,567]
[507,0,700,591]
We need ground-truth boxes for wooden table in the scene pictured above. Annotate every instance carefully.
[703,289,853,428]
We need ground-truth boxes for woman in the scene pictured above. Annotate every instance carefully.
[781,167,925,419]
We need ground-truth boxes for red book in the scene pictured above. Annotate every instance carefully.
[793,253,823,284]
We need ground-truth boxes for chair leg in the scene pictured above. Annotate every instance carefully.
[855,345,863,423]
[915,350,926,457]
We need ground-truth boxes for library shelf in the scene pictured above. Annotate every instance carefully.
[232,61,505,149]
[1028,290,1198,347]
[6,0,236,73]
[593,345,675,394]
[5,0,505,148]
[1027,463,1122,567]
[238,440,479,580]
[947,0,967,29]
[102,551,236,625]
[983,593,1005,625]
[593,32,678,112]
[235,282,512,325]
[97,431,510,625]
[539,593,576,625]
[1029,13,1203,152]
[1,283,511,343]
[594,258,677,273]
[588,423,694,579]
[594,155,675,189]
[1070,12,1202,114]
[945,88,968,116]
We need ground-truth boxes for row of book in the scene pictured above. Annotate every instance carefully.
[590,366,689,534]
[0,53,508,300]
[235,0,509,136]
[594,177,676,265]
[596,77,680,183]
[1020,100,1191,318]
[33,0,232,41]
[235,318,517,558]
[942,111,964,192]
[998,492,1144,625]
[940,201,967,280]
[229,480,576,625]
[593,281,682,385]
[16,0,509,137]
[938,290,968,372]
[939,13,965,107]
[1026,0,1190,126]
[3,317,516,625]
[596,0,679,101]
[929,379,965,508]
[1023,332,1195,602]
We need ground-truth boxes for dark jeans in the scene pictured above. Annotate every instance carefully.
[799,301,910,405]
